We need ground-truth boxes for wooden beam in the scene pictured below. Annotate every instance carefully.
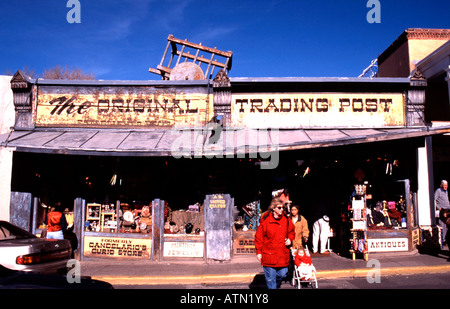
[168,35,232,58]
[175,51,229,69]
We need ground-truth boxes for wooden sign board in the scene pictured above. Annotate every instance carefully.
[367,237,408,252]
[231,93,405,128]
[36,85,212,128]
[163,241,204,258]
[234,238,256,255]
[83,236,152,259]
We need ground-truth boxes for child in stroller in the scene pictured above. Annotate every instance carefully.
[292,247,318,289]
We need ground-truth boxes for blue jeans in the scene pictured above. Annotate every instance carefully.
[263,266,288,289]
[47,230,64,240]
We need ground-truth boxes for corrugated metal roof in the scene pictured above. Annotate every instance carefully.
[2,125,450,157]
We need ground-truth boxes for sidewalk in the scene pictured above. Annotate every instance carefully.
[79,250,450,287]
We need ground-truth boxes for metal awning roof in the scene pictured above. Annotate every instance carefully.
[2,124,450,157]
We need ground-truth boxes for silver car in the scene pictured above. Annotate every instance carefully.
[0,221,71,273]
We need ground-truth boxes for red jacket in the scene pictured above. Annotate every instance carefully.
[294,254,312,267]
[255,213,295,267]
[47,211,67,232]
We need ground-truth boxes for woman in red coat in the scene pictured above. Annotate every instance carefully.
[255,197,295,289]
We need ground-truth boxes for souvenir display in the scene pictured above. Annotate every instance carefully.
[241,201,260,231]
[139,206,152,233]
[85,203,117,232]
[185,222,193,234]
[350,184,369,261]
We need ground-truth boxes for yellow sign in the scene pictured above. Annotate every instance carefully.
[208,194,227,209]
[232,93,405,128]
[36,89,212,128]
[84,236,152,259]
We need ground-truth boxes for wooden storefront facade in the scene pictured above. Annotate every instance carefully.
[3,66,450,261]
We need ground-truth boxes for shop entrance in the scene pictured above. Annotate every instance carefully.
[10,135,425,259]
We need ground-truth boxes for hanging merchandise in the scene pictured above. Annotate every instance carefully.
[185,222,194,234]
[386,162,393,175]
[110,174,117,186]
[349,183,369,261]
[139,206,152,233]
[164,221,179,234]
[242,201,257,218]
[242,201,261,231]
[303,166,311,178]
[271,189,284,198]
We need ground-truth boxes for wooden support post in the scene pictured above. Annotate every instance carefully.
[74,197,85,260]
[152,199,165,261]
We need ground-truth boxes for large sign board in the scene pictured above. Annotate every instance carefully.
[36,85,212,128]
[231,93,405,128]
[83,236,152,259]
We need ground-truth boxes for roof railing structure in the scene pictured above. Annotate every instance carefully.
[359,58,378,78]
[149,34,233,80]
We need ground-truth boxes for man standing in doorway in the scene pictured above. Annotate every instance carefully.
[435,180,450,250]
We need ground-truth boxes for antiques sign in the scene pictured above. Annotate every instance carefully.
[36,85,212,128]
[231,93,405,128]
[84,236,152,259]
[367,237,408,252]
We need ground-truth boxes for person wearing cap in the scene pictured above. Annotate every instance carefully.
[312,214,331,255]
[435,180,450,249]
[255,197,295,289]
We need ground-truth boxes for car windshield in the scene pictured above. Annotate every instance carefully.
[0,221,36,241]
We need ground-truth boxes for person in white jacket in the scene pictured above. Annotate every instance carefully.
[312,215,330,254]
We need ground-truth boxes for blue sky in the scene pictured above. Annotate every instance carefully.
[1,0,449,80]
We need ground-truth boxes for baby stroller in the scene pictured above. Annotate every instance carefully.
[291,246,318,289]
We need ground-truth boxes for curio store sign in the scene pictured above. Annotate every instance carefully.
[84,236,152,259]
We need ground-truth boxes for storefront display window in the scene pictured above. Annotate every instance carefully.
[367,198,407,229]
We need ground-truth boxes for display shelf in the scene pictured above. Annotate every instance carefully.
[85,203,117,232]
[85,203,101,231]
[349,184,369,261]
[86,203,101,220]
[101,212,117,232]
